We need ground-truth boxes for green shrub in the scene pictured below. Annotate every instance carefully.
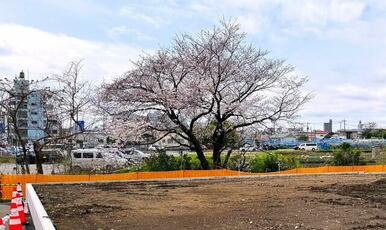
[187,154,209,169]
[142,151,208,171]
[300,155,327,164]
[226,152,250,171]
[250,152,300,173]
[332,142,362,166]
[143,151,180,171]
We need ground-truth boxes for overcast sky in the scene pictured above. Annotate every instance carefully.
[0,0,386,130]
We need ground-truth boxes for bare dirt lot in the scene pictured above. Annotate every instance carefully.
[34,173,386,230]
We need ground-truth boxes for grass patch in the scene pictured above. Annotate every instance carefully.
[0,156,15,163]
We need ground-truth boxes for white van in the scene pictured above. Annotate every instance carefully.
[298,143,318,151]
[71,148,128,171]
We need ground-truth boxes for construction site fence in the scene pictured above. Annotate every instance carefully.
[2,165,386,200]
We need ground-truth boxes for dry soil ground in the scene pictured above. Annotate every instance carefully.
[34,173,386,230]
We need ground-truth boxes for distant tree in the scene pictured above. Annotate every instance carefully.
[323,132,334,139]
[332,142,360,166]
[362,122,378,139]
[297,134,309,141]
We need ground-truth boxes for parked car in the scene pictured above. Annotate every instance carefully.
[0,147,11,156]
[71,148,128,172]
[16,148,64,164]
[239,146,258,152]
[41,149,64,163]
[121,148,150,163]
[259,145,278,151]
[148,145,164,151]
[297,143,318,151]
[16,150,36,164]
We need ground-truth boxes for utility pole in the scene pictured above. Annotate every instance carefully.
[305,122,311,133]
[342,119,346,131]
[339,120,347,131]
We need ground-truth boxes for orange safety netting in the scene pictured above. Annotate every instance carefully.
[1,165,386,200]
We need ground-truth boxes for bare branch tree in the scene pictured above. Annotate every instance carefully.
[31,60,93,174]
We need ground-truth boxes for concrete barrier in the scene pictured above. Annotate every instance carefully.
[26,184,55,230]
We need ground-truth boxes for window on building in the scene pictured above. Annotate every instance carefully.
[20,130,28,137]
[18,111,28,118]
[31,121,37,125]
[18,121,28,127]
[83,152,94,158]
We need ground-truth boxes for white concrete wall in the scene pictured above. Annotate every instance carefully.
[26,184,56,230]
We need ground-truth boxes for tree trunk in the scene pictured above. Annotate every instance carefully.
[212,127,226,169]
[12,119,30,174]
[212,149,221,168]
[168,111,209,169]
[196,147,209,170]
[33,142,44,174]
[17,141,29,174]
[190,135,209,169]
[11,108,30,174]
[21,146,30,174]
[222,148,233,168]
[20,163,26,174]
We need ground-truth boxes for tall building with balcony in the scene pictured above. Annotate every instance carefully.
[8,71,58,145]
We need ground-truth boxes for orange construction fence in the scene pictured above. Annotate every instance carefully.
[2,165,386,200]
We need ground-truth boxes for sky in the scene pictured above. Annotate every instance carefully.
[1,0,386,131]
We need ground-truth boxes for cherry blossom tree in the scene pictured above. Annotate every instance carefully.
[101,20,310,169]
[100,50,214,169]
[189,21,311,167]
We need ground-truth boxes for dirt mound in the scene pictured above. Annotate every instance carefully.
[311,177,386,206]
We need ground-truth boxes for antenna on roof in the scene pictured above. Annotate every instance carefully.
[19,70,25,79]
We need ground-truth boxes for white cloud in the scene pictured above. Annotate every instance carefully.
[119,6,166,27]
[188,0,271,34]
[280,0,365,26]
[0,23,144,83]
[107,26,154,41]
[301,83,386,126]
[238,15,264,34]
[189,0,383,44]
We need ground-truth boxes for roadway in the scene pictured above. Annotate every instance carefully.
[0,163,64,174]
